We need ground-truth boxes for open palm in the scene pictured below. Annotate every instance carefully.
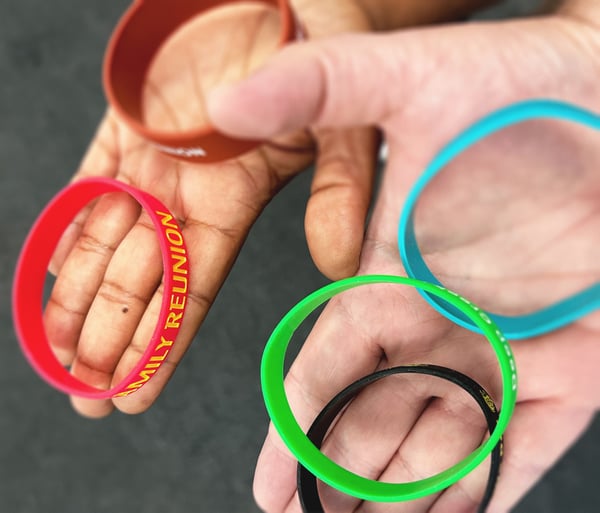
[43,0,380,418]
[207,7,600,512]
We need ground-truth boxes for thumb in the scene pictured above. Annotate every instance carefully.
[207,17,594,142]
[206,31,429,138]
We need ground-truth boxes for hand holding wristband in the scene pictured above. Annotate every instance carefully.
[261,275,517,502]
[398,99,600,339]
[12,177,189,399]
[103,0,299,163]
[298,364,503,513]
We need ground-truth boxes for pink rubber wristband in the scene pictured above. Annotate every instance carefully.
[12,177,189,399]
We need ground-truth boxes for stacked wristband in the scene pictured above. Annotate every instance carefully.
[298,364,503,513]
[261,275,517,502]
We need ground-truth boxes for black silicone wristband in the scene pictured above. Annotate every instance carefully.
[297,364,503,513]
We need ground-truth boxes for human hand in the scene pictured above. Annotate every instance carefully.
[207,3,600,511]
[43,0,383,418]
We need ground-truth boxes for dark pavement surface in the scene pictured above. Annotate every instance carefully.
[1,1,598,512]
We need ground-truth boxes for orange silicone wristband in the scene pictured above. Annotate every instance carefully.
[103,0,299,163]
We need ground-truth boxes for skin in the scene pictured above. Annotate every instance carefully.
[40,0,599,511]
[354,0,499,30]
[206,1,600,512]
[44,0,372,419]
[44,0,493,417]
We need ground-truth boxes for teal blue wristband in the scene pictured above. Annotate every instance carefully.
[398,99,600,340]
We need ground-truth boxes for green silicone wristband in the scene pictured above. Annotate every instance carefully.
[261,275,517,502]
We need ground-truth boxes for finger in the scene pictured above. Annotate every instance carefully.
[283,490,304,513]
[429,323,600,512]
[206,31,423,137]
[65,120,317,418]
[49,112,121,275]
[312,346,494,513]
[427,455,494,513]
[510,325,600,406]
[354,391,488,513]
[275,306,503,513]
[108,210,246,414]
[256,422,307,513]
[71,140,307,418]
[432,399,594,513]
[43,189,141,366]
[67,183,240,416]
[206,23,504,140]
[68,207,163,417]
[306,126,379,280]
[207,17,592,152]
[310,374,437,513]
[254,290,385,513]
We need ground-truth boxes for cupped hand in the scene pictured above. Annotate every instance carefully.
[208,4,600,512]
[43,0,381,418]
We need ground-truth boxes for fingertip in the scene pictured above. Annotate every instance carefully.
[70,395,115,419]
[112,392,156,415]
[306,126,377,280]
[253,433,298,513]
[68,358,116,418]
[308,229,362,281]
[253,440,279,512]
[305,192,365,281]
[206,83,264,138]
[48,262,59,277]
[206,44,323,139]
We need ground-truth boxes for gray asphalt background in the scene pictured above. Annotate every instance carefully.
[1,1,598,512]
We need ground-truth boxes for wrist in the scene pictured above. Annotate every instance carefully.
[556,0,600,27]
[553,0,600,67]
[355,0,501,31]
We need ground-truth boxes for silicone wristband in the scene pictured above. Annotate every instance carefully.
[398,99,600,339]
[12,177,189,399]
[298,364,502,513]
[261,275,517,502]
[103,0,299,163]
